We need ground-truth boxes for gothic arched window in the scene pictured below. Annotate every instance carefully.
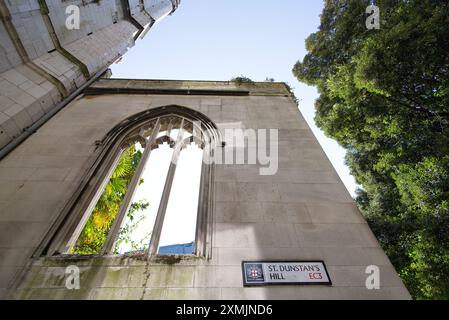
[41,106,219,259]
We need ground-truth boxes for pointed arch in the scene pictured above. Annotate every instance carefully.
[41,105,221,259]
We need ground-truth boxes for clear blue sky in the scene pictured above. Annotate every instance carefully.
[111,0,358,195]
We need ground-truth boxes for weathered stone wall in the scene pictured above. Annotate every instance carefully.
[0,0,178,150]
[0,79,411,299]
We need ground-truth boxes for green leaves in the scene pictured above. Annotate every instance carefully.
[294,0,449,299]
[113,200,151,254]
[73,145,146,255]
[230,76,254,85]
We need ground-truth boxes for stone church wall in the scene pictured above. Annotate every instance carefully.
[0,79,411,299]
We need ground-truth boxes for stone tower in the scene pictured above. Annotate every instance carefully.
[0,0,180,152]
[0,1,411,300]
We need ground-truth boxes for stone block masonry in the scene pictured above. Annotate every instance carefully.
[0,0,181,151]
[0,79,411,299]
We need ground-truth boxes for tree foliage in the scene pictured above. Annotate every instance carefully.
[230,75,255,85]
[113,200,151,254]
[293,0,449,299]
[73,146,149,255]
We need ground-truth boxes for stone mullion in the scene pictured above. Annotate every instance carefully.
[205,149,215,260]
[147,118,185,256]
[194,158,208,257]
[57,149,123,255]
[101,118,162,255]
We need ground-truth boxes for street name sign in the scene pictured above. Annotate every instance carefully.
[242,261,332,286]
